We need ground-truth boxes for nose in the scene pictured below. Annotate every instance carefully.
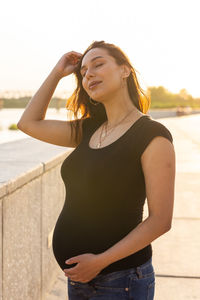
[85,68,95,80]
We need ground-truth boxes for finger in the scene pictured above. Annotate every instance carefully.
[68,56,80,65]
[65,256,81,264]
[73,277,91,283]
[71,51,82,56]
[64,266,79,276]
[69,52,82,59]
[64,270,75,276]
[72,55,82,62]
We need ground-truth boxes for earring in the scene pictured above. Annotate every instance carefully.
[89,97,100,105]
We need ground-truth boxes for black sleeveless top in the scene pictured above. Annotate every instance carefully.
[52,114,173,275]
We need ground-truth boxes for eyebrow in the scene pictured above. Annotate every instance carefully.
[80,56,104,71]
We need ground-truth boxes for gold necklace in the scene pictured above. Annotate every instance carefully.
[96,108,136,148]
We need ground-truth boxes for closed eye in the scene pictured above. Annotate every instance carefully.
[82,63,104,77]
[95,63,103,68]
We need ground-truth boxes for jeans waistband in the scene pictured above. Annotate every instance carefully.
[90,257,153,283]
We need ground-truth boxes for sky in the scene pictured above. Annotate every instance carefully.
[0,0,200,98]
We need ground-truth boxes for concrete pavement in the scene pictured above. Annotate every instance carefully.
[46,113,200,300]
[152,114,200,299]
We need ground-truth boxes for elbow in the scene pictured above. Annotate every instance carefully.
[164,223,172,233]
[17,121,27,132]
[17,122,21,129]
[151,216,172,235]
[17,121,23,130]
[161,220,172,234]
[152,211,173,232]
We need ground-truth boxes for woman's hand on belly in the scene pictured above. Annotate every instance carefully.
[63,253,107,283]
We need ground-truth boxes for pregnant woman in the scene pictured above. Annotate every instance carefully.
[18,40,176,299]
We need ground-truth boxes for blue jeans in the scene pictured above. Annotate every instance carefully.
[67,257,155,299]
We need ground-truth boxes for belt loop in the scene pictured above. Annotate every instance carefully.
[136,267,143,279]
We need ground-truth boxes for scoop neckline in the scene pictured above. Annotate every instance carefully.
[87,114,150,151]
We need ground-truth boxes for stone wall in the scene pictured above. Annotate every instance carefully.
[0,138,73,300]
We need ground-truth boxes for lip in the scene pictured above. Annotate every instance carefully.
[89,81,102,89]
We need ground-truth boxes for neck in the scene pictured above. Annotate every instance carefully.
[101,89,142,127]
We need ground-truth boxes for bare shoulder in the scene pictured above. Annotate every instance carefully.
[139,117,175,172]
[141,135,175,169]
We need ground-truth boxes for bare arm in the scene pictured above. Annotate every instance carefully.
[18,69,61,123]
[17,51,82,147]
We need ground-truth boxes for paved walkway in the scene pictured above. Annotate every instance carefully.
[46,114,200,300]
[150,114,200,299]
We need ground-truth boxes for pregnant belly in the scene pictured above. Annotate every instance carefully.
[52,205,138,271]
[52,210,109,271]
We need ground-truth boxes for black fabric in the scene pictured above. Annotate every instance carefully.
[52,114,173,275]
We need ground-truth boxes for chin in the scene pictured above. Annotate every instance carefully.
[90,93,105,104]
[91,89,112,104]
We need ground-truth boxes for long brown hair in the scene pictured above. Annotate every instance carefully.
[66,41,151,144]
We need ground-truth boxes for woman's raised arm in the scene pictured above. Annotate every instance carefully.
[17,51,82,147]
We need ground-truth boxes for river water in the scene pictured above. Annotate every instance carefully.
[0,107,198,145]
[0,108,69,144]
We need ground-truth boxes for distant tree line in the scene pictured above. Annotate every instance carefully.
[0,97,66,109]
[148,86,200,108]
[1,86,200,109]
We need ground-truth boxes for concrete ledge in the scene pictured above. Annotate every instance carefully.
[0,183,7,199]
[0,137,73,197]
[6,164,44,195]
[0,138,74,300]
